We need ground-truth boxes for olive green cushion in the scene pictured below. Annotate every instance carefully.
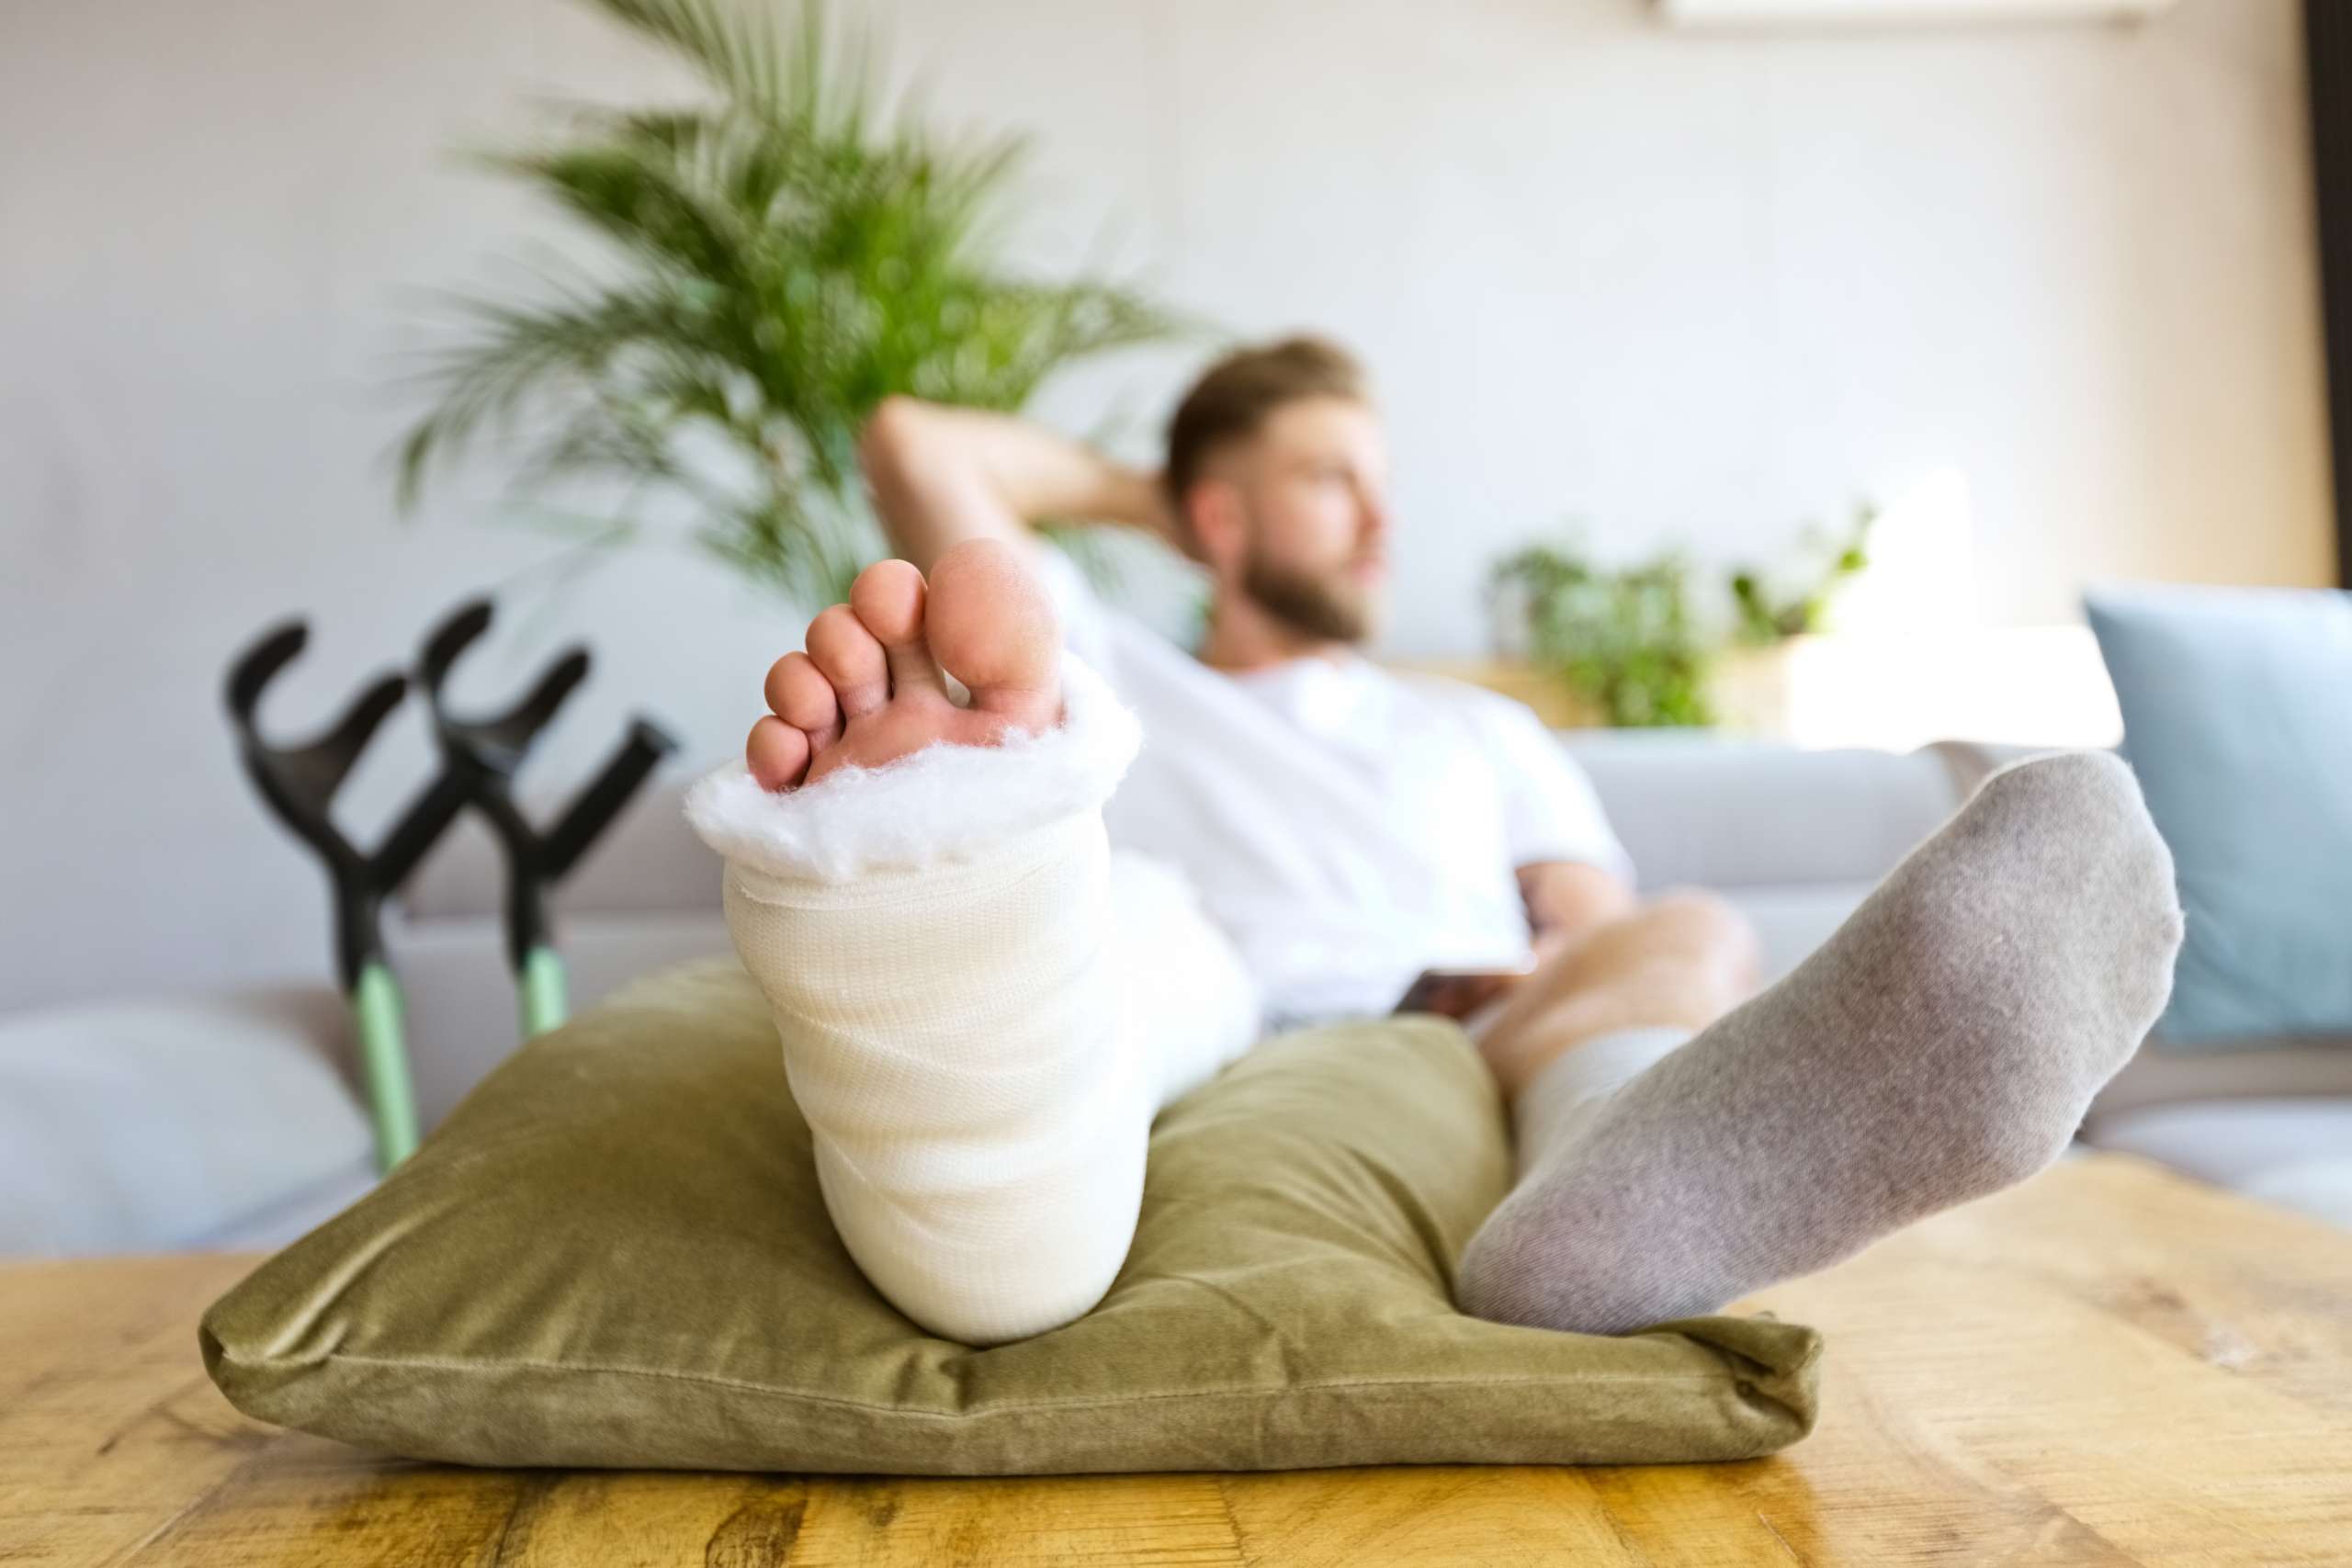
[201,959,1820,1472]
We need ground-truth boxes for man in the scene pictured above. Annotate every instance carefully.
[862,337,1657,1040]
[688,336,2182,1348]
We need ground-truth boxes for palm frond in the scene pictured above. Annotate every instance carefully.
[395,283,700,510]
[589,0,784,112]
[394,0,1185,609]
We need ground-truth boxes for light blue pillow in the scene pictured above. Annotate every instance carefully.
[2084,584,2352,1046]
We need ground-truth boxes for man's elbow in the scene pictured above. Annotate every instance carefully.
[858,395,929,483]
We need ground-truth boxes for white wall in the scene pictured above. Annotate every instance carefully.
[0,0,2333,1010]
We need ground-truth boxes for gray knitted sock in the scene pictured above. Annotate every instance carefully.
[1456,750,2183,1336]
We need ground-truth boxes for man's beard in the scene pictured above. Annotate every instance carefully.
[1241,547,1374,646]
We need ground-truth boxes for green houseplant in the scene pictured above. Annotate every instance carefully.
[394,0,1181,606]
[1490,504,1877,730]
[1727,502,1876,648]
[1488,541,1717,728]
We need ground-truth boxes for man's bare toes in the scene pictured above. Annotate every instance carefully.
[849,558,925,643]
[925,538,1060,729]
[850,558,946,699]
[746,716,811,792]
[805,606,888,719]
[763,651,842,750]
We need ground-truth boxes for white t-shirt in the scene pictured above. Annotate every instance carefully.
[1041,553,1633,1027]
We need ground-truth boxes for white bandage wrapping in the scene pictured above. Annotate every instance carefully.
[684,657,1260,1345]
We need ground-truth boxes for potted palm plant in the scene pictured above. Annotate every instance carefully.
[395,0,1182,606]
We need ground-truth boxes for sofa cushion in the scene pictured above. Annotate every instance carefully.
[2084,1100,2352,1231]
[200,958,1820,1473]
[2238,1160,2352,1231]
[2086,584,2352,1044]
[1722,884,1872,983]
[0,989,372,1256]
[2084,1100,2352,1188]
[2086,1036,2352,1122]
[1566,734,1964,893]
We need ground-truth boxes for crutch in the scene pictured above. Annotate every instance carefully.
[225,622,466,1170]
[416,598,677,1039]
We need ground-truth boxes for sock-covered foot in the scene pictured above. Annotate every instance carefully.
[745,538,1062,792]
[1457,751,2184,1337]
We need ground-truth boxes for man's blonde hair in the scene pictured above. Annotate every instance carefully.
[1162,335,1369,509]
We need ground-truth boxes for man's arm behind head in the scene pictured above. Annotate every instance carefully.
[857,397,1177,574]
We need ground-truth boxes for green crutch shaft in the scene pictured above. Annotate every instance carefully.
[519,945,569,1038]
[350,961,420,1172]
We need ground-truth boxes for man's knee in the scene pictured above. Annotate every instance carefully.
[1634,888,1761,985]
[1527,889,1758,1038]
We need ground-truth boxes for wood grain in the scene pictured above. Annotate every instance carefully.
[4,1155,2347,1566]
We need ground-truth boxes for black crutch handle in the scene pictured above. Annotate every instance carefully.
[224,617,468,986]
[227,622,405,870]
[544,717,681,882]
[418,598,592,776]
[414,596,677,975]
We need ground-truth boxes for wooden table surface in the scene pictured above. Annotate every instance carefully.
[6,1154,2350,1567]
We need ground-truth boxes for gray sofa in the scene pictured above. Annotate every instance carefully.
[9,733,2348,1255]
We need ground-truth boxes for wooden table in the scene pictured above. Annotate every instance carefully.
[6,1155,2350,1566]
